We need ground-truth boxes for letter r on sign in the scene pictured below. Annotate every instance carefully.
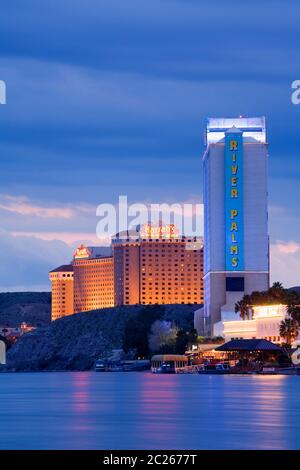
[230,140,238,150]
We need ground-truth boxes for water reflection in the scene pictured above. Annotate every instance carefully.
[0,372,299,449]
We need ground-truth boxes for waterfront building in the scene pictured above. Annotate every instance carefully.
[215,305,286,344]
[195,117,269,335]
[73,245,114,313]
[112,225,204,306]
[50,225,204,321]
[49,265,74,321]
[112,231,140,306]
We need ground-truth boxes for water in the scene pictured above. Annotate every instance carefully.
[0,372,300,449]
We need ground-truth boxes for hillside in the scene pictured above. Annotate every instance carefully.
[4,304,201,371]
[0,292,51,327]
[290,286,300,293]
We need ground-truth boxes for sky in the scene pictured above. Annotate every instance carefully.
[0,0,300,290]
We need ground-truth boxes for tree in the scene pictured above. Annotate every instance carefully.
[123,305,165,357]
[175,329,188,354]
[148,320,178,353]
[235,295,253,320]
[187,329,198,348]
[235,283,300,343]
[280,318,298,346]
[173,329,199,354]
[235,283,300,319]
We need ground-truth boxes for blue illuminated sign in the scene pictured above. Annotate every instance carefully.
[225,130,244,271]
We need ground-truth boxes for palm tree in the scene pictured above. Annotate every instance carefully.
[235,295,253,320]
[279,318,298,346]
[235,283,299,317]
[234,283,300,345]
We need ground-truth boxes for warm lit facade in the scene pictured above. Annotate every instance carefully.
[73,245,114,313]
[112,227,204,306]
[218,305,287,344]
[50,226,204,321]
[113,237,140,305]
[49,265,74,321]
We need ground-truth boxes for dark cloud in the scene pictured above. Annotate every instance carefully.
[0,230,73,290]
[0,0,299,288]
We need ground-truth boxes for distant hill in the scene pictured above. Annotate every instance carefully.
[290,286,300,293]
[0,292,51,327]
[4,303,201,371]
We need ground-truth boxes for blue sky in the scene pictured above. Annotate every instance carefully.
[0,0,299,290]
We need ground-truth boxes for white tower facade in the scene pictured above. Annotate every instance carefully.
[196,117,269,335]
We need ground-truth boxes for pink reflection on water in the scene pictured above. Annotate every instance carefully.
[70,372,91,413]
[223,375,288,449]
[134,374,183,446]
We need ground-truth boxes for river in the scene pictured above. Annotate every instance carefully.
[0,372,299,449]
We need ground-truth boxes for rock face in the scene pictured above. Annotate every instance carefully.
[4,304,200,371]
[0,292,51,327]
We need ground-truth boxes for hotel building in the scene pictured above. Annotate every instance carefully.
[49,265,74,321]
[73,245,114,313]
[113,227,204,305]
[195,117,269,335]
[50,225,204,321]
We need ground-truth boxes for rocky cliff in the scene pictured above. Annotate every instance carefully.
[4,304,200,371]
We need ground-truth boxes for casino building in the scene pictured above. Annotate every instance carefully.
[49,265,74,321]
[195,117,269,335]
[113,227,204,306]
[49,225,204,321]
[73,246,114,313]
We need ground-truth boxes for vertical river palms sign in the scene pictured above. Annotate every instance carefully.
[225,128,244,271]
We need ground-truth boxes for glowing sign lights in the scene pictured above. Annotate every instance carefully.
[225,130,244,271]
[73,244,91,259]
[140,224,179,239]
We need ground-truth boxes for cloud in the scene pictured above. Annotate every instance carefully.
[0,231,299,292]
[0,194,98,236]
[10,231,108,247]
[270,241,300,287]
[0,230,74,291]
[0,0,299,290]
[0,194,75,219]
[275,241,300,255]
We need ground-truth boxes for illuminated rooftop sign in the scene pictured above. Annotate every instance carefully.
[206,116,266,145]
[140,224,179,239]
[253,305,286,319]
[73,244,91,259]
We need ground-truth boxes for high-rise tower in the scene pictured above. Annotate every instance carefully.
[195,117,269,335]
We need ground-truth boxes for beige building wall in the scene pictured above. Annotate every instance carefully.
[113,235,204,306]
[49,266,74,321]
[140,238,203,305]
[113,242,140,306]
[222,305,286,343]
[73,256,114,312]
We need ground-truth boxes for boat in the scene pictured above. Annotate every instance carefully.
[94,359,150,372]
[198,363,231,374]
[258,366,300,375]
[157,363,176,374]
[94,360,107,372]
[151,354,188,374]
[121,360,150,371]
